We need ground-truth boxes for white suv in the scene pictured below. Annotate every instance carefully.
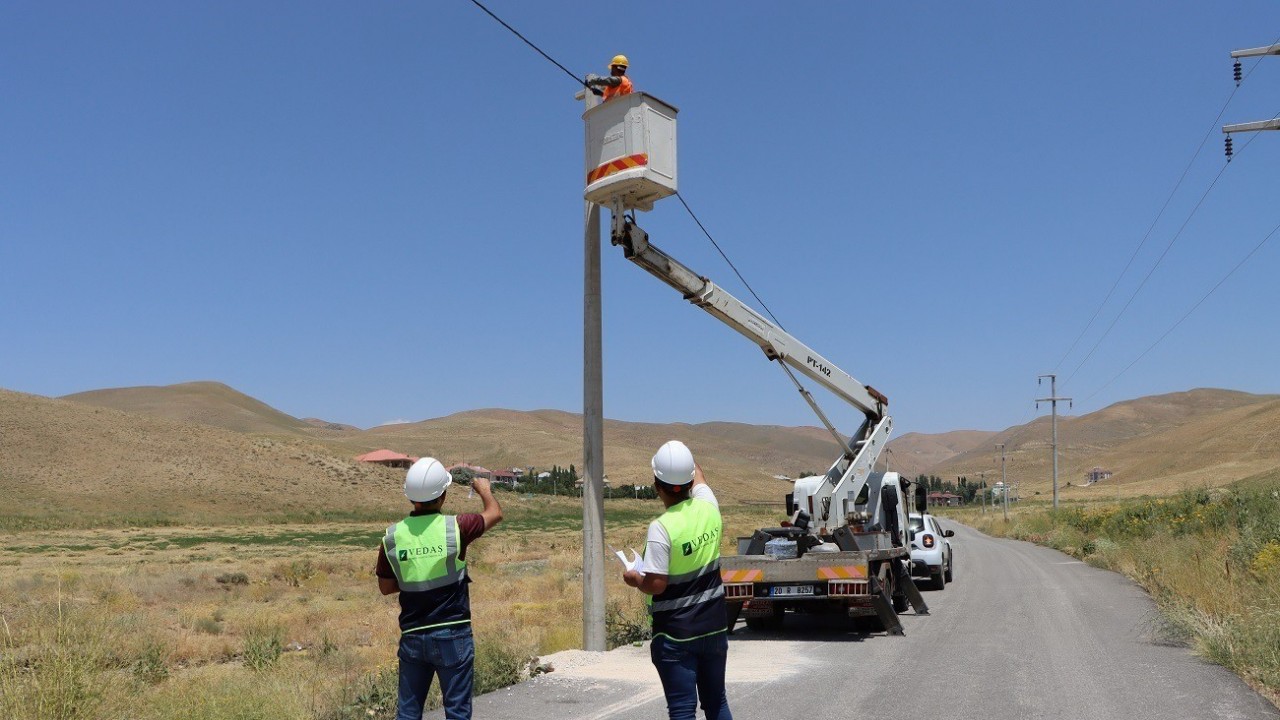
[908,513,954,590]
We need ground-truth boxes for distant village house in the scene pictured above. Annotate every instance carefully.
[928,491,962,507]
[1085,467,1113,484]
[491,469,519,487]
[355,449,418,469]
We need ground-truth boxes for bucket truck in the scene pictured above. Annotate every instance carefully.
[582,92,928,634]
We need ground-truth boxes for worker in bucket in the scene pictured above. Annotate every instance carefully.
[586,54,633,101]
[623,441,733,720]
[376,458,503,720]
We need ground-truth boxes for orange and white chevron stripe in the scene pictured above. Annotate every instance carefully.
[721,568,764,583]
[586,153,648,185]
[816,565,867,580]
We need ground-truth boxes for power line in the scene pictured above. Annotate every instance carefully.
[1052,36,1280,375]
[1061,114,1277,389]
[465,0,591,90]
[1082,214,1280,403]
[675,192,788,331]
[1061,155,1232,387]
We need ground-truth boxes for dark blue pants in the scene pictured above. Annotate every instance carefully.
[650,632,733,720]
[396,624,474,720]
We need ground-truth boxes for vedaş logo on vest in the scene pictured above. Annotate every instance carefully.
[681,527,720,556]
[399,545,445,562]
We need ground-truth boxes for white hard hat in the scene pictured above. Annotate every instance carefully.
[404,458,452,502]
[651,441,696,486]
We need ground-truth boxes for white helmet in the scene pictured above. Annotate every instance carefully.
[404,458,452,502]
[652,441,696,486]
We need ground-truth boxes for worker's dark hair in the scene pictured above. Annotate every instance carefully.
[656,477,692,499]
[413,493,447,512]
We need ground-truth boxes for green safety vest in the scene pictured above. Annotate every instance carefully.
[382,514,470,633]
[648,497,726,641]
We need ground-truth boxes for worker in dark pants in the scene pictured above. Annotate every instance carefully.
[376,458,503,720]
[624,441,733,720]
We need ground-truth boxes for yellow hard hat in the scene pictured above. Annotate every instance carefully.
[610,54,629,69]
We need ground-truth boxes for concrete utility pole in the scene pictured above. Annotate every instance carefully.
[979,471,986,513]
[1037,374,1072,511]
[997,443,1008,521]
[1222,42,1280,158]
[577,88,607,652]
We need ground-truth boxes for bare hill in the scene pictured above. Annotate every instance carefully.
[22,382,1280,522]
[63,381,312,435]
[885,430,997,478]
[9,386,847,515]
[0,388,403,526]
[927,389,1280,499]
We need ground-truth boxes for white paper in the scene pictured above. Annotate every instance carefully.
[612,547,645,576]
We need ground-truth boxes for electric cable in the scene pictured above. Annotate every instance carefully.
[466,0,592,90]
[1052,35,1280,376]
[1082,215,1280,403]
[675,191,788,331]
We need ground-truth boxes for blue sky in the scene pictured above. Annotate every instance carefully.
[3,2,1279,434]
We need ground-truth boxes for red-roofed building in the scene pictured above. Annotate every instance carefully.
[928,491,962,507]
[355,449,418,469]
[491,469,519,487]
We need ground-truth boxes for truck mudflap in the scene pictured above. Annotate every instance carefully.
[868,564,904,636]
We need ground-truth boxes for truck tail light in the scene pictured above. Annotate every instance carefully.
[724,583,753,600]
[922,534,935,549]
[828,580,869,597]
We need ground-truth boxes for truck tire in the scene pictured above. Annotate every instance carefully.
[892,591,910,614]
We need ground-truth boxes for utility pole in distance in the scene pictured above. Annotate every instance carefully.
[576,88,607,652]
[1223,42,1280,159]
[1037,374,1072,511]
[997,443,1008,521]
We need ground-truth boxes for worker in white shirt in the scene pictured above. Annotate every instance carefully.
[623,441,732,720]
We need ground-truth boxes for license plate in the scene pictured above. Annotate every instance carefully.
[770,585,815,597]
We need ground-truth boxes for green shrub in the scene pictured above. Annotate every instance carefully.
[605,599,651,648]
[193,614,223,635]
[320,667,399,720]
[243,625,284,671]
[132,639,170,685]
[474,637,528,695]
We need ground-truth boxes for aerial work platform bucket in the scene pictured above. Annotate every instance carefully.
[583,92,678,211]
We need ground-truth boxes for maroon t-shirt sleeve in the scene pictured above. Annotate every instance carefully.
[375,514,487,575]
[375,545,394,579]
[456,513,486,560]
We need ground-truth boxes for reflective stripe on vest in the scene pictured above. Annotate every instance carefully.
[647,497,725,639]
[383,515,467,593]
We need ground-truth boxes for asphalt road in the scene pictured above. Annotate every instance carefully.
[443,522,1279,720]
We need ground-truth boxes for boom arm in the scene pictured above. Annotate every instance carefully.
[613,220,893,534]
[614,222,887,422]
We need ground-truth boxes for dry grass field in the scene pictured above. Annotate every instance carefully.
[0,491,780,720]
